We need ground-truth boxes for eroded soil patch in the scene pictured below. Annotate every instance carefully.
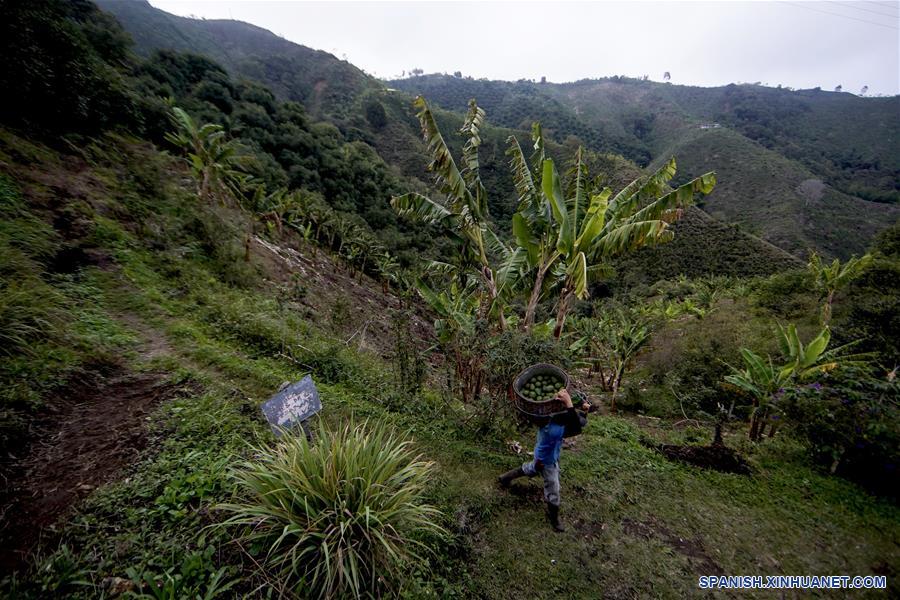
[658,443,751,475]
[0,371,178,570]
[623,517,723,574]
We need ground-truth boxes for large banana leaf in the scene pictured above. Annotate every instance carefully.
[511,212,540,265]
[562,148,587,254]
[606,157,677,222]
[506,135,539,213]
[460,100,488,219]
[412,96,472,213]
[622,172,716,227]
[390,193,453,226]
[495,246,529,294]
[574,189,611,252]
[593,219,674,257]
[567,251,589,299]
[801,326,830,368]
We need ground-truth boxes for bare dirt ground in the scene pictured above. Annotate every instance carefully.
[623,516,723,575]
[0,371,179,571]
[657,442,752,475]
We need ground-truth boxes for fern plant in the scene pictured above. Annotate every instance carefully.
[219,420,445,599]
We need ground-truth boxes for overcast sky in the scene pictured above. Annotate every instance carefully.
[148,0,900,95]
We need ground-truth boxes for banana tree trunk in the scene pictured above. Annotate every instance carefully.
[713,422,725,446]
[822,290,835,325]
[829,447,845,474]
[480,266,507,331]
[523,265,548,333]
[200,168,211,203]
[552,288,575,339]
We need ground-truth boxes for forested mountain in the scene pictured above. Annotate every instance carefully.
[96,1,898,261]
[391,75,900,258]
[92,0,816,274]
[95,0,376,117]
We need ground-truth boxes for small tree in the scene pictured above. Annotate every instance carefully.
[165,107,247,205]
[391,97,509,330]
[376,252,400,293]
[807,251,872,324]
[572,310,651,412]
[506,134,716,338]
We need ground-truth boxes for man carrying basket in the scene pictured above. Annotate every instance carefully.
[498,388,591,532]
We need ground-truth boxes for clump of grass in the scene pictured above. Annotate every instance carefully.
[220,420,445,599]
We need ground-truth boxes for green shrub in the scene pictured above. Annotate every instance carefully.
[781,367,899,497]
[220,420,445,598]
[749,269,815,318]
[637,302,770,418]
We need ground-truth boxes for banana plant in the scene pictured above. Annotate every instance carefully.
[724,347,794,441]
[165,107,248,205]
[415,278,480,346]
[505,124,559,332]
[807,251,872,324]
[776,323,869,380]
[599,310,651,412]
[375,252,400,293]
[725,324,871,440]
[250,186,291,235]
[391,97,507,329]
[506,135,716,338]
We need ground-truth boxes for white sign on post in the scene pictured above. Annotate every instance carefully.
[260,375,321,437]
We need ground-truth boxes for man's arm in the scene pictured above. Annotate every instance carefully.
[553,389,586,436]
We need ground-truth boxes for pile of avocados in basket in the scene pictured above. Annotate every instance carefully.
[521,373,566,402]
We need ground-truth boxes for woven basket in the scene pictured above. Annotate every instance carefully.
[512,363,570,423]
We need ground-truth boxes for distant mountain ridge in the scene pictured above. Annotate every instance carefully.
[95,0,377,117]
[97,0,899,261]
[389,74,900,258]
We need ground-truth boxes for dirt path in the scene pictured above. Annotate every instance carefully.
[0,312,183,571]
[0,371,179,571]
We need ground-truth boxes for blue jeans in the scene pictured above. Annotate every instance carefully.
[522,459,561,506]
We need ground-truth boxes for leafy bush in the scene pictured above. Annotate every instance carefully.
[475,328,571,433]
[637,301,770,419]
[831,222,900,364]
[1,0,139,135]
[781,368,899,497]
[749,269,815,318]
[220,420,445,598]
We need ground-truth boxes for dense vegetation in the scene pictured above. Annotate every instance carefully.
[1,1,898,598]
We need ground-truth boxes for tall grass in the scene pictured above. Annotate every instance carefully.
[220,420,445,598]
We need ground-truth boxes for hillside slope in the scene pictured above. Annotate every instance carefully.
[614,207,802,287]
[2,126,898,600]
[95,0,376,118]
[652,126,899,258]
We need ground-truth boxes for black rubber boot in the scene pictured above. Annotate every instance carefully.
[547,503,565,532]
[498,467,525,488]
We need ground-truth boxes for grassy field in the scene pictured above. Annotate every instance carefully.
[1,132,897,598]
